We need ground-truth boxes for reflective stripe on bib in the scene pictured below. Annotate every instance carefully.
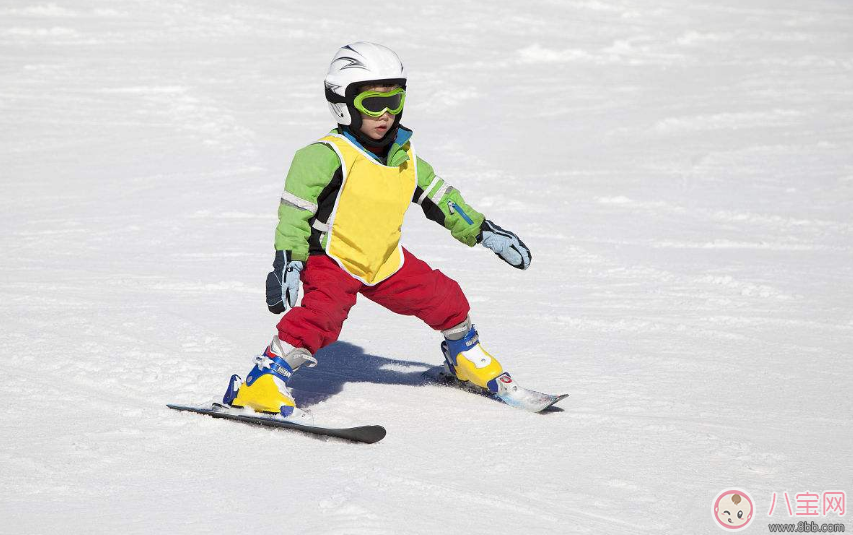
[318,134,418,285]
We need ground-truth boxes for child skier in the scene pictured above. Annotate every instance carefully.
[224,42,539,420]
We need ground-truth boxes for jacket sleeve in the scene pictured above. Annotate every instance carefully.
[412,155,485,247]
[275,143,340,261]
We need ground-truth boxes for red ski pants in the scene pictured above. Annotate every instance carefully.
[276,248,470,354]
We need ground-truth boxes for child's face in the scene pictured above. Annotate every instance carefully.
[357,84,398,141]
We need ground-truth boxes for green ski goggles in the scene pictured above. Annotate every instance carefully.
[352,87,406,118]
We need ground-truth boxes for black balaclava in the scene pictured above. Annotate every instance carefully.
[341,114,402,150]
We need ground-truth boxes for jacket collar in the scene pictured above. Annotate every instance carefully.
[340,126,413,166]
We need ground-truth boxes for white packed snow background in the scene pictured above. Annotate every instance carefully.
[1,0,851,533]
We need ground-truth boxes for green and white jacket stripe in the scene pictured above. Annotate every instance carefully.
[275,127,485,261]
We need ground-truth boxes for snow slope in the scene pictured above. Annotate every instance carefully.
[1,0,852,533]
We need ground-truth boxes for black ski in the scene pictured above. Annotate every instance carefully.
[167,403,386,444]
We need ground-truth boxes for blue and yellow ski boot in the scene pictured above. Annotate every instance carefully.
[439,317,567,411]
[222,336,316,421]
[440,317,508,394]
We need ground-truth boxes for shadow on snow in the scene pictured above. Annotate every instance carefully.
[287,340,566,414]
[288,340,436,408]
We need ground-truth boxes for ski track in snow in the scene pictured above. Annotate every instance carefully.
[2,0,852,533]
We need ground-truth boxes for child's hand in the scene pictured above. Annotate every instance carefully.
[265,250,305,314]
[479,220,532,270]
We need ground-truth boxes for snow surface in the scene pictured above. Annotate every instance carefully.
[2,0,852,533]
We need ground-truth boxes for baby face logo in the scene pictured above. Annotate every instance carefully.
[713,489,754,530]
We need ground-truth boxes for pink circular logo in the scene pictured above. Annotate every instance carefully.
[713,489,754,530]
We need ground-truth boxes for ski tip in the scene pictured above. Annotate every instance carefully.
[537,394,569,413]
[354,425,387,444]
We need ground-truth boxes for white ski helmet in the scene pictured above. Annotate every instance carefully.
[324,42,407,127]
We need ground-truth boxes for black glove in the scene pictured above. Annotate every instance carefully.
[265,250,305,314]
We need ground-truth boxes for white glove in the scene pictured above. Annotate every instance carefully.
[479,220,532,270]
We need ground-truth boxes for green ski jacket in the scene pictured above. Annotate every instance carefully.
[275,126,486,262]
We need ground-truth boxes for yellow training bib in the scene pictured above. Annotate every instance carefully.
[319,134,418,285]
